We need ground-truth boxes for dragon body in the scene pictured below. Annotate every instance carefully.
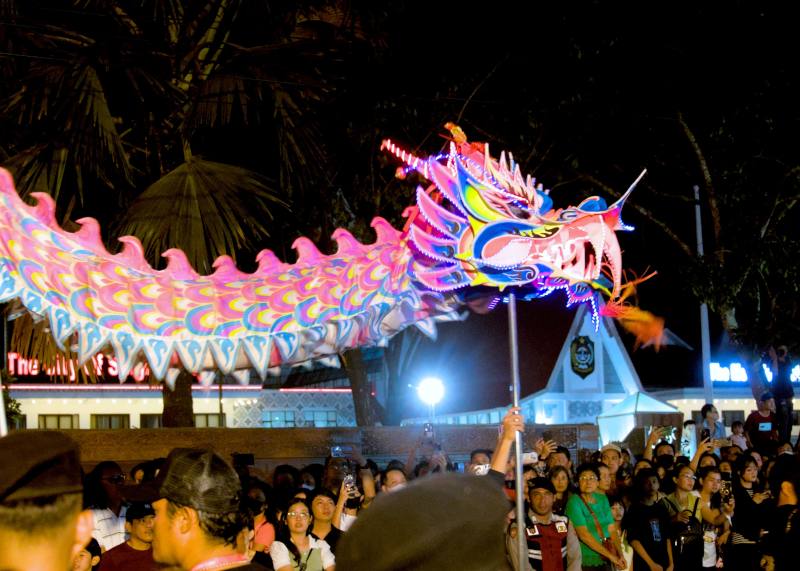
[0,126,652,386]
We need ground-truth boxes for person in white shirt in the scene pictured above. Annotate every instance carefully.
[270,498,335,571]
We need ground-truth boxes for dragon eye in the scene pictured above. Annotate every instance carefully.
[509,204,531,219]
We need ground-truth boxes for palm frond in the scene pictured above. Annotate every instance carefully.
[116,157,288,273]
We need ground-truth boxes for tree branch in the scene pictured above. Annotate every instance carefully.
[677,113,724,262]
[581,174,694,258]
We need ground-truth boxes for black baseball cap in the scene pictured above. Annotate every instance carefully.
[0,431,83,503]
[760,391,775,402]
[528,477,556,494]
[125,501,155,522]
[123,448,241,513]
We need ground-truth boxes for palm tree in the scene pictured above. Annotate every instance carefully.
[0,0,382,425]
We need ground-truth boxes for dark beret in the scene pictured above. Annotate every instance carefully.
[0,431,83,503]
[336,473,511,570]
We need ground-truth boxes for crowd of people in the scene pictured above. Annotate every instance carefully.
[1,396,798,571]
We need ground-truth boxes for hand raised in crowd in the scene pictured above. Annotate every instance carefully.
[500,407,525,441]
[613,554,628,570]
[534,437,557,459]
[721,496,735,515]
[696,437,713,455]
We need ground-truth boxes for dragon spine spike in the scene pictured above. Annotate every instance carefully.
[29,192,58,228]
[292,237,325,265]
[115,236,151,271]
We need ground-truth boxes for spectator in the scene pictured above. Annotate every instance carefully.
[608,497,633,570]
[550,466,573,516]
[0,431,93,571]
[745,392,780,456]
[566,463,626,569]
[700,404,727,455]
[271,498,335,571]
[696,467,733,570]
[309,489,343,554]
[600,444,623,495]
[97,502,158,571]
[246,487,275,563]
[544,445,573,473]
[661,465,703,570]
[730,421,748,451]
[381,467,407,493]
[623,468,673,571]
[511,477,581,571]
[73,538,102,571]
[728,456,770,571]
[300,464,323,491]
[761,455,799,570]
[467,448,494,475]
[85,461,129,551]
[124,447,266,570]
[596,463,612,496]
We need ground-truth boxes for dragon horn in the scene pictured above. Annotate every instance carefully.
[609,169,647,211]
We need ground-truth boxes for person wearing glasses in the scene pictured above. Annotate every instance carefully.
[661,464,703,570]
[271,498,335,571]
[85,461,129,551]
[566,463,626,570]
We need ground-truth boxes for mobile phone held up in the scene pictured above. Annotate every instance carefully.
[331,445,354,458]
[423,422,434,440]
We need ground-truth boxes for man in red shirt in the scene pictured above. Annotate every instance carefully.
[745,392,780,455]
[98,502,159,570]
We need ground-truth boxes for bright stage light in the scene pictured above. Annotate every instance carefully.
[417,376,445,406]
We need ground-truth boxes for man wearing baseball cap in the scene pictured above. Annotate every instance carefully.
[514,477,581,571]
[0,431,93,571]
[124,448,266,571]
[98,501,159,570]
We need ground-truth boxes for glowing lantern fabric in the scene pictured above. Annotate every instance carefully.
[0,125,656,384]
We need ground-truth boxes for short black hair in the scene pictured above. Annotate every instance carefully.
[575,463,600,480]
[166,500,244,547]
[731,420,744,429]
[470,449,493,462]
[553,446,571,461]
[700,404,715,419]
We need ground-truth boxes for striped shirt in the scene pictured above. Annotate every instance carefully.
[91,506,128,551]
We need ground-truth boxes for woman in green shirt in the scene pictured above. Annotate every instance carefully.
[566,463,626,570]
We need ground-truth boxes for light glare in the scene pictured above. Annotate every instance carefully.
[417,377,445,406]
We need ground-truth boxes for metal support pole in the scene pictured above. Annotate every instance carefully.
[508,293,526,568]
[218,373,224,427]
[694,185,713,404]
[1,315,8,436]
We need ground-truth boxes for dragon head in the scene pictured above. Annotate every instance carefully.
[382,124,646,325]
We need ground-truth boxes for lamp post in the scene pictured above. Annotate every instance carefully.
[416,376,445,420]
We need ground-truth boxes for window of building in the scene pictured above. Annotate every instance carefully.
[723,410,745,427]
[140,414,163,428]
[302,410,337,427]
[262,410,295,428]
[194,413,225,428]
[38,414,79,429]
[91,414,130,429]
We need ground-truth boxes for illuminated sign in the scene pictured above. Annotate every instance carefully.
[710,362,800,383]
[7,352,150,383]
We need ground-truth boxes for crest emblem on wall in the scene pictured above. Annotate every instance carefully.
[570,336,595,379]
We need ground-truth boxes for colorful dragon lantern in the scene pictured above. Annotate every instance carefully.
[0,125,659,387]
